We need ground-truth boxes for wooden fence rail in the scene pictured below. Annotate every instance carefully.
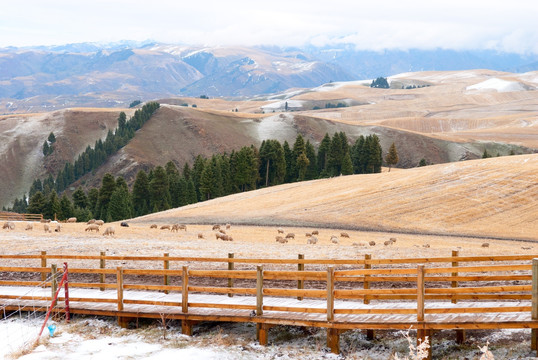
[2,252,538,359]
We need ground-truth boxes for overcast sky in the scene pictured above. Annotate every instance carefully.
[2,0,538,53]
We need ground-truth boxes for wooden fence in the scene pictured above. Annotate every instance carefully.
[0,212,43,222]
[1,251,538,359]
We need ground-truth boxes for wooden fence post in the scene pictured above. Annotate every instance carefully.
[452,250,465,343]
[256,265,263,316]
[364,254,375,340]
[41,251,47,283]
[228,253,234,297]
[50,264,57,306]
[327,266,334,322]
[116,267,124,311]
[417,265,425,322]
[182,266,189,313]
[451,250,459,304]
[100,251,106,291]
[163,253,170,294]
[297,254,304,300]
[364,254,371,304]
[416,265,431,359]
[531,258,538,355]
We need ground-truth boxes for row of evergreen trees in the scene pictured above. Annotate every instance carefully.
[48,102,160,195]
[9,132,383,222]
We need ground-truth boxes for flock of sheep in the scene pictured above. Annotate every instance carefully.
[1,217,116,236]
[1,219,495,249]
[275,228,351,245]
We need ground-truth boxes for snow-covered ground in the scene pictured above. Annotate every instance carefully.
[466,78,532,93]
[2,316,537,359]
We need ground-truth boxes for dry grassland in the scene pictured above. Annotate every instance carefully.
[297,70,538,148]
[137,154,538,242]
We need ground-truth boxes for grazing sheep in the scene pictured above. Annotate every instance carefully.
[277,228,284,234]
[85,224,100,232]
[305,232,312,237]
[226,223,231,230]
[285,233,295,239]
[120,222,129,227]
[171,224,180,232]
[178,224,187,231]
[25,223,33,231]
[87,219,96,224]
[390,237,397,243]
[95,220,105,226]
[150,224,157,229]
[481,243,490,248]
[331,236,339,244]
[307,236,318,244]
[198,233,205,239]
[67,217,77,223]
[2,221,15,230]
[212,224,221,231]
[218,229,227,234]
[216,233,233,241]
[340,232,350,238]
[384,240,392,246]
[54,224,61,232]
[103,227,115,236]
[522,247,531,250]
[423,244,430,248]
[275,236,288,243]
[41,219,51,223]
[311,230,319,235]
[160,225,171,230]
[44,224,51,233]
[369,241,376,246]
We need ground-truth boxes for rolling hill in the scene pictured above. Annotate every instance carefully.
[134,154,538,241]
[0,69,536,208]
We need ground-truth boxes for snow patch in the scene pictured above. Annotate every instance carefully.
[466,78,532,93]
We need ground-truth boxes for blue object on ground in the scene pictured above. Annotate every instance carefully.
[47,323,57,337]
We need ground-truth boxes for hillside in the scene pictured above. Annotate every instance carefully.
[1,69,537,208]
[2,43,538,113]
[134,154,538,241]
[0,108,133,207]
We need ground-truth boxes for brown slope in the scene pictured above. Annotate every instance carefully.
[133,154,538,241]
[292,70,538,149]
[0,108,131,207]
[77,103,503,189]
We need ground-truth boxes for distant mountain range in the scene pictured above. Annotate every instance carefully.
[1,42,537,112]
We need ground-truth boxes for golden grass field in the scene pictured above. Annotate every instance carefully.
[2,154,536,264]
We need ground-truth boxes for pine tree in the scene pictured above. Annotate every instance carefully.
[296,152,310,181]
[317,133,331,178]
[132,170,151,217]
[72,187,88,209]
[44,190,61,220]
[59,194,74,220]
[96,173,116,220]
[87,188,99,215]
[283,141,294,183]
[482,149,491,158]
[107,186,132,221]
[43,141,50,156]
[385,142,399,172]
[149,166,171,212]
[199,162,215,200]
[28,191,46,215]
[341,151,353,175]
[48,132,56,143]
[305,140,317,180]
